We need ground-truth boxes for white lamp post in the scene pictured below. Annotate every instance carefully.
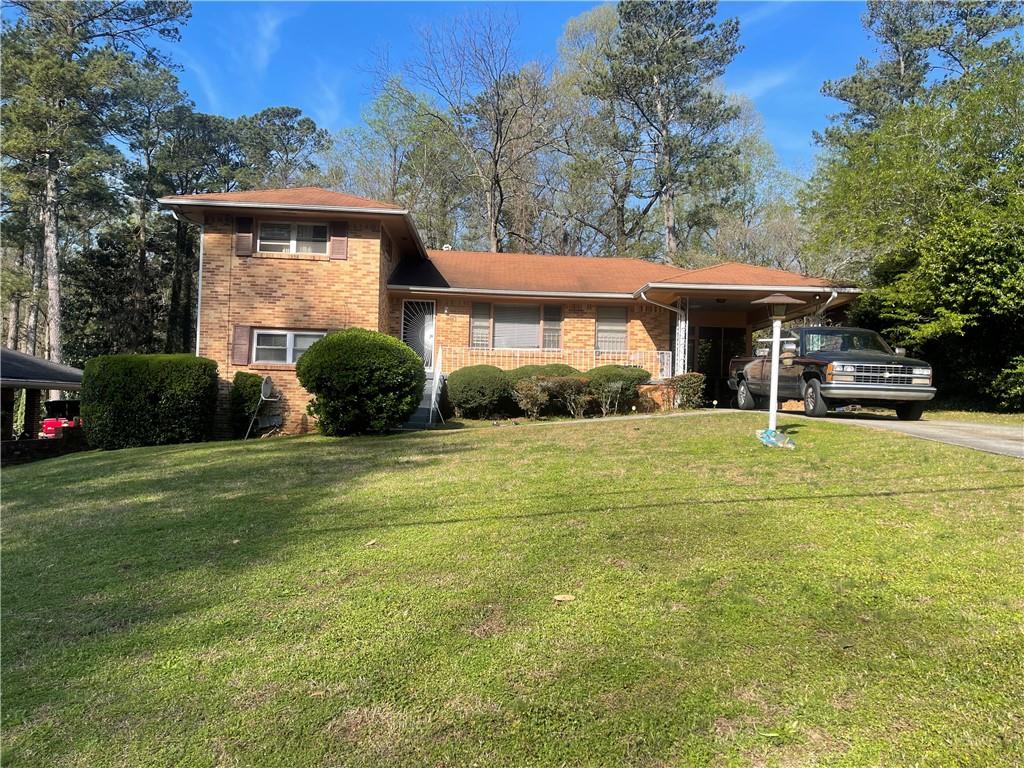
[751,293,803,436]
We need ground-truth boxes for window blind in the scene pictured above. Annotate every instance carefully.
[470,303,491,348]
[596,306,628,351]
[493,304,540,349]
[542,305,562,349]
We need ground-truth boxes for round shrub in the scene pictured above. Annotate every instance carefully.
[295,328,425,435]
[668,372,706,409]
[584,365,651,414]
[229,371,265,438]
[506,363,581,384]
[82,354,218,449]
[446,365,511,418]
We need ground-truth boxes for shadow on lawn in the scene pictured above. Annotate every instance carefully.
[1,431,472,757]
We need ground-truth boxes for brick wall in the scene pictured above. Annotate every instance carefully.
[199,213,384,435]
[392,295,673,378]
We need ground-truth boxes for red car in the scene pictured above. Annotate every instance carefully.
[40,399,82,438]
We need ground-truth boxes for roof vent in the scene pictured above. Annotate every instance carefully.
[442,243,452,251]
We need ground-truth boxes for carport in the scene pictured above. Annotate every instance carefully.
[635,263,860,403]
[1,347,83,440]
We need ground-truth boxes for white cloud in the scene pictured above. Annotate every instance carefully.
[310,65,345,129]
[236,6,291,77]
[731,67,798,99]
[178,50,223,113]
[735,0,794,30]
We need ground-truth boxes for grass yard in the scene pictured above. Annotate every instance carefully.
[3,412,1023,767]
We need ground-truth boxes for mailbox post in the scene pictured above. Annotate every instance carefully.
[751,294,804,436]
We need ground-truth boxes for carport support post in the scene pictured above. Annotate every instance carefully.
[767,319,781,432]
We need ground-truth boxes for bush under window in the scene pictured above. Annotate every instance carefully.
[506,364,581,384]
[584,365,652,415]
[229,371,265,438]
[446,365,511,419]
[295,328,425,435]
[81,354,218,449]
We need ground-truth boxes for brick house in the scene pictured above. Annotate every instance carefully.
[159,187,856,433]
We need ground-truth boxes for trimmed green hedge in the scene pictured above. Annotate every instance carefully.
[668,372,706,409]
[446,365,512,418]
[81,354,218,449]
[583,365,651,414]
[229,371,265,438]
[295,328,425,435]
[506,364,581,383]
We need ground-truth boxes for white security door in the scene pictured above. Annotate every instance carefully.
[402,300,435,368]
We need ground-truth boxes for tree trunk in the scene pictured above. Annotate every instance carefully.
[165,218,185,352]
[663,193,677,259]
[27,235,44,356]
[42,153,62,363]
[5,245,24,349]
[180,238,195,353]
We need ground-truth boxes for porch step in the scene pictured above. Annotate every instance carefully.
[401,375,442,429]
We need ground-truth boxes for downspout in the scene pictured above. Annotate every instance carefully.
[640,291,688,378]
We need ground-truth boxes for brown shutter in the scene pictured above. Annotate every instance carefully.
[329,221,349,260]
[231,325,251,365]
[234,217,254,256]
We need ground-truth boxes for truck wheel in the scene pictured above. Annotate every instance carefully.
[895,402,924,421]
[737,380,758,410]
[803,379,828,417]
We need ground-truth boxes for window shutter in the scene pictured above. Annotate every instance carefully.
[234,217,254,256]
[493,305,540,349]
[231,325,251,365]
[329,221,349,259]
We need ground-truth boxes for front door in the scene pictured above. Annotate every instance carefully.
[402,300,435,369]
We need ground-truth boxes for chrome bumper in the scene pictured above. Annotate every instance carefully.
[820,383,936,401]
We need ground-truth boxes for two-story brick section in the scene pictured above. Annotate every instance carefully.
[159,187,857,433]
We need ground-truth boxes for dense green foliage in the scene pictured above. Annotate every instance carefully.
[295,329,425,435]
[80,353,218,449]
[5,414,1022,766]
[806,3,1024,409]
[668,372,706,410]
[229,371,265,438]
[506,364,581,384]
[583,365,651,414]
[446,365,512,419]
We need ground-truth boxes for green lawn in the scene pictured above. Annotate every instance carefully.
[3,413,1022,767]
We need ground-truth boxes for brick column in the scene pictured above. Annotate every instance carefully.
[1,388,14,440]
[23,388,42,438]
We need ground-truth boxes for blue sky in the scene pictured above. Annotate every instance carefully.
[167,1,874,175]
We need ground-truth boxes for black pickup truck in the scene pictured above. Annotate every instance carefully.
[727,326,936,420]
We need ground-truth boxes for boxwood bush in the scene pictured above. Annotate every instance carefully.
[506,364,581,384]
[295,328,425,435]
[229,371,265,438]
[584,364,652,415]
[446,365,511,418]
[81,354,218,449]
[668,372,706,409]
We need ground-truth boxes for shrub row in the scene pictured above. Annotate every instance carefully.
[446,363,664,420]
[82,354,218,450]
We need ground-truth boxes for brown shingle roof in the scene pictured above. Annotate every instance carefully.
[390,250,686,295]
[648,261,835,288]
[389,250,836,295]
[159,186,403,211]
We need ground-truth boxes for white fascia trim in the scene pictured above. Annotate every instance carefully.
[632,282,862,298]
[156,198,409,216]
[195,223,204,355]
[1,379,82,390]
[388,284,635,300]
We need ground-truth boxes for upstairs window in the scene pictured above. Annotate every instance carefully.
[596,306,628,351]
[252,330,325,363]
[257,222,328,255]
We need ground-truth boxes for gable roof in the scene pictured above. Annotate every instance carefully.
[638,261,839,290]
[1,348,83,390]
[389,249,840,297]
[158,187,404,212]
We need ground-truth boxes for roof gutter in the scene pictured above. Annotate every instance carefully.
[388,284,636,300]
[155,198,409,216]
[1,379,82,390]
[633,282,861,298]
[639,290,684,315]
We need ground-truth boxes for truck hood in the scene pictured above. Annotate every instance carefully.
[810,350,930,367]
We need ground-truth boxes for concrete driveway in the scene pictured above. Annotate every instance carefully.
[796,413,1024,458]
